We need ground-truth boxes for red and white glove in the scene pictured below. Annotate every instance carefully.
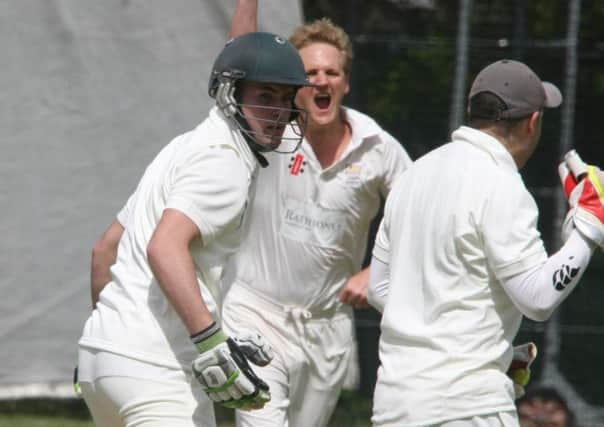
[558,150,604,248]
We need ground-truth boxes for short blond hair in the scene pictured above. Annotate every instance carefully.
[289,18,354,75]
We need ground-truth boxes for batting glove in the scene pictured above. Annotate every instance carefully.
[507,342,538,400]
[558,150,604,248]
[191,322,271,410]
[232,329,274,367]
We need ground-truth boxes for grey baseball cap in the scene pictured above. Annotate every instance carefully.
[468,59,562,119]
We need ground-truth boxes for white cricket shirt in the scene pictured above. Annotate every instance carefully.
[79,107,258,370]
[222,107,411,311]
[372,126,548,426]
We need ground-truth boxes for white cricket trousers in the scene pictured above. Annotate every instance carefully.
[373,411,519,427]
[221,283,354,427]
[78,348,215,427]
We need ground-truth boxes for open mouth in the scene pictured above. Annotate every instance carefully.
[314,93,331,110]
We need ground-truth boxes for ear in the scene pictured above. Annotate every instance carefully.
[344,74,351,95]
[527,111,541,134]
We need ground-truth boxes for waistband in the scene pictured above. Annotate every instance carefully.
[231,281,352,321]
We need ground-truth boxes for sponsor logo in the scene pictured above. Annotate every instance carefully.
[552,256,580,291]
[344,162,362,185]
[284,209,342,232]
[289,154,306,175]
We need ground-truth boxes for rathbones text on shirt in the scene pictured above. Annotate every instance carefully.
[284,209,342,231]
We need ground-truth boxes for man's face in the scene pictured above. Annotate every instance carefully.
[238,82,298,150]
[295,42,350,129]
[518,398,569,427]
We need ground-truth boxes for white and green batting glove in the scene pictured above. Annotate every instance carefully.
[191,322,271,410]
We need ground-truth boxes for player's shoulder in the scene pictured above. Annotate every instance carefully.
[344,107,405,150]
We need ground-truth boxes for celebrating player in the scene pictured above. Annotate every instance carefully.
[368,59,603,426]
[220,1,412,427]
[77,32,311,426]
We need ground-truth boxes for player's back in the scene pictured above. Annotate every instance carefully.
[373,132,521,426]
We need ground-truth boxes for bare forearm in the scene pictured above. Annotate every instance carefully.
[91,249,116,308]
[90,220,124,309]
[229,0,257,38]
[148,241,214,335]
[147,209,215,335]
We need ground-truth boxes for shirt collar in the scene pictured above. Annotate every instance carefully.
[341,106,383,149]
[451,125,518,172]
[209,106,258,173]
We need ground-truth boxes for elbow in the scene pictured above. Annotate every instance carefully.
[91,239,111,265]
[146,236,162,267]
[525,310,551,322]
[522,303,556,322]
[367,287,384,313]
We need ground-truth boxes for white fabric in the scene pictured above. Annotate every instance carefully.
[220,107,410,425]
[221,284,353,427]
[369,229,594,321]
[501,229,594,321]
[222,107,411,311]
[372,126,548,426]
[367,255,389,313]
[79,107,258,371]
[437,411,519,427]
[78,349,214,427]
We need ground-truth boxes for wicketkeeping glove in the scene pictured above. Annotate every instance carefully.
[507,342,538,400]
[558,149,604,248]
[191,322,271,410]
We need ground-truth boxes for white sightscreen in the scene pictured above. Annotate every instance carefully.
[0,0,302,398]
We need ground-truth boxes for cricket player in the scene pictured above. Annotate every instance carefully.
[368,59,604,426]
[77,32,312,426]
[220,2,412,426]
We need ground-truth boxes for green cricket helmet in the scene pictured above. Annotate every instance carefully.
[208,32,311,155]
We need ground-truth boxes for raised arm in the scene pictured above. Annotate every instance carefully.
[229,0,258,38]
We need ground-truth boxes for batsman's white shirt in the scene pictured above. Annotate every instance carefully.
[79,107,258,371]
[222,107,411,311]
[372,126,547,426]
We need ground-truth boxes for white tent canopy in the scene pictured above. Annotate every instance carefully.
[0,0,301,399]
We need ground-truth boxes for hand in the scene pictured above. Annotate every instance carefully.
[191,322,270,410]
[507,342,537,399]
[558,150,604,248]
[339,269,370,309]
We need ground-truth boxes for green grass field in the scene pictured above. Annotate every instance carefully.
[0,391,372,427]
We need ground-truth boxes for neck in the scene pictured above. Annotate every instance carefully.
[305,113,351,169]
[480,126,526,169]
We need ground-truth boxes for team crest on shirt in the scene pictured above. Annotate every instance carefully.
[343,163,362,185]
[289,154,306,175]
